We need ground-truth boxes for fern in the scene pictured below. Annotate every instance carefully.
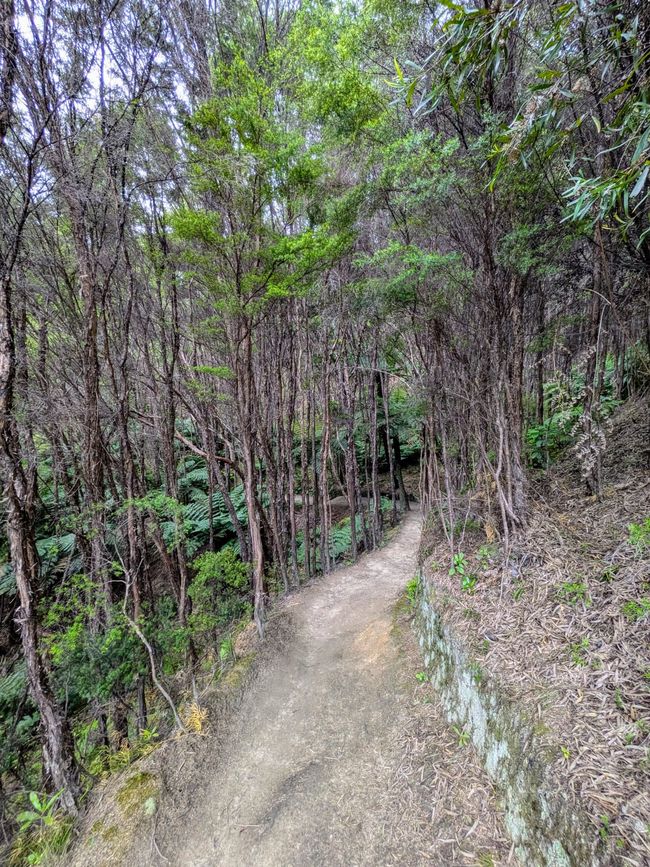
[329,519,353,560]
[36,534,76,560]
[0,563,16,596]
[0,664,27,711]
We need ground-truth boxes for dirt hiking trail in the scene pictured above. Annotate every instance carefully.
[147,512,512,866]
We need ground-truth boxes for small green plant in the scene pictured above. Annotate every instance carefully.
[453,725,470,747]
[461,573,477,592]
[557,580,590,606]
[449,552,478,592]
[449,551,467,576]
[477,544,497,568]
[219,636,235,662]
[614,689,625,711]
[477,853,495,867]
[415,670,427,683]
[599,565,619,583]
[622,722,647,746]
[621,597,650,621]
[628,518,650,553]
[16,791,62,833]
[468,661,484,686]
[512,580,525,601]
[598,814,610,842]
[560,745,570,760]
[569,637,590,666]
[9,791,73,866]
[405,575,420,604]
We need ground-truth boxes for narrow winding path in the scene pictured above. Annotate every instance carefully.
[177,513,421,866]
[160,512,511,866]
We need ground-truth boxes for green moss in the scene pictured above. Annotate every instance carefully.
[392,592,411,621]
[116,771,158,814]
[87,818,121,849]
[224,652,255,687]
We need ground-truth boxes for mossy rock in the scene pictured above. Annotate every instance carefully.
[116,771,158,814]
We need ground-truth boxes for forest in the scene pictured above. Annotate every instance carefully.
[0,0,648,862]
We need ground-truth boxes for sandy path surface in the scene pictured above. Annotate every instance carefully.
[159,512,511,867]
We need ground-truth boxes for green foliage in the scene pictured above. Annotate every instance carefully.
[448,552,466,576]
[9,791,73,866]
[468,661,484,686]
[599,565,620,584]
[628,518,650,554]
[477,544,497,568]
[356,241,463,311]
[449,552,477,593]
[16,791,62,832]
[412,0,650,251]
[405,575,420,604]
[524,371,622,469]
[128,475,249,559]
[42,589,146,712]
[145,596,190,676]
[525,380,581,468]
[569,638,590,667]
[557,580,590,607]
[297,504,394,571]
[88,728,160,778]
[188,548,251,639]
[289,1,388,139]
[598,814,611,843]
[219,636,235,663]
[0,663,39,778]
[174,44,352,318]
[329,521,355,562]
[621,597,650,622]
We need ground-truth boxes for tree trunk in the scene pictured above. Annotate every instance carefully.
[1,271,79,813]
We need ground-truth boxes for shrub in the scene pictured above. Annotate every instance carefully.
[189,547,251,639]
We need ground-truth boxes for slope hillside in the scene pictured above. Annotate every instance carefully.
[418,397,650,864]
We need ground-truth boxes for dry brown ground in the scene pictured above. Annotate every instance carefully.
[419,398,650,866]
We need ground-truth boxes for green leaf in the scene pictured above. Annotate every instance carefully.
[406,79,418,108]
[631,164,649,198]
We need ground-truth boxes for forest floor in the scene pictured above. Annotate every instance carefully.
[72,510,514,867]
[419,397,650,865]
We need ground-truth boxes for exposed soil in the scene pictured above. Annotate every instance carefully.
[101,511,513,867]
